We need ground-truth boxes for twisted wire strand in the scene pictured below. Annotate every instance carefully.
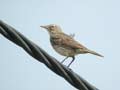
[0,20,99,90]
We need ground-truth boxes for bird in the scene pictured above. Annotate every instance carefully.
[40,24,103,67]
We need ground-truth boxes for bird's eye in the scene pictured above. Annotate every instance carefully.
[50,26,55,30]
[51,25,55,28]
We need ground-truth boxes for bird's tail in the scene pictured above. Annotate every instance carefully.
[88,50,104,57]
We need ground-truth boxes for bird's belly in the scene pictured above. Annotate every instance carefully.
[52,45,76,57]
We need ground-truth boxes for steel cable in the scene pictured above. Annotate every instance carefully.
[0,20,99,90]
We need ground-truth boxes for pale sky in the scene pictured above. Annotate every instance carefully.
[0,0,120,90]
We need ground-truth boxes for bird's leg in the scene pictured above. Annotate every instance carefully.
[67,56,75,67]
[61,57,68,63]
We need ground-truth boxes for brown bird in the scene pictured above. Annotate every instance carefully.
[40,24,103,67]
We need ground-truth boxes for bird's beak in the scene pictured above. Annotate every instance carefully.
[40,25,48,29]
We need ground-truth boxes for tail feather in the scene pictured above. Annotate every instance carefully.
[88,50,104,57]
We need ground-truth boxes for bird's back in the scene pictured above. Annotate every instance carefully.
[50,32,89,54]
[59,33,88,50]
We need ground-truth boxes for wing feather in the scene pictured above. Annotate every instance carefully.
[54,33,87,50]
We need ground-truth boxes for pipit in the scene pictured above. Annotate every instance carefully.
[40,24,103,67]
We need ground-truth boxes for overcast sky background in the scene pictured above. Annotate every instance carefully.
[0,0,120,90]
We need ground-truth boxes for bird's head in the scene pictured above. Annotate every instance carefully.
[40,24,62,35]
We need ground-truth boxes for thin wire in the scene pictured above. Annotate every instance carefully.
[0,20,99,90]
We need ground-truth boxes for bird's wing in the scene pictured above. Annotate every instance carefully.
[57,33,88,50]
